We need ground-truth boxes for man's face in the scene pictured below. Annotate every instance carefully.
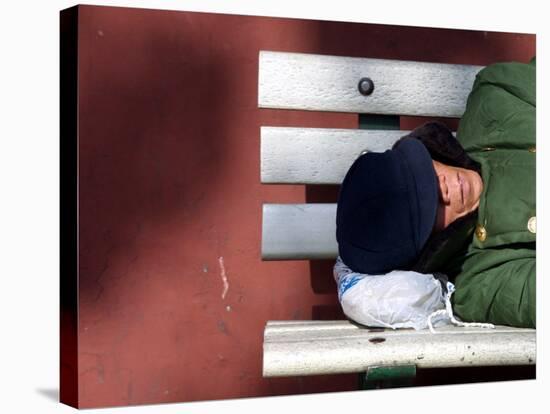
[433,160,484,231]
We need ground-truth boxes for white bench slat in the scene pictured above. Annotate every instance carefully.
[262,204,336,260]
[261,127,404,184]
[259,51,483,117]
[263,320,536,377]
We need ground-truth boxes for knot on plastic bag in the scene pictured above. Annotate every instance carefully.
[427,282,495,334]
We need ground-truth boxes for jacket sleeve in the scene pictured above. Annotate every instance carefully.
[452,249,535,328]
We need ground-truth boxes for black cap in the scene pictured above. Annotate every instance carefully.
[336,138,438,274]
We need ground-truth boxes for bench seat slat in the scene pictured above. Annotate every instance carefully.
[263,320,536,377]
[259,51,483,117]
[261,127,405,184]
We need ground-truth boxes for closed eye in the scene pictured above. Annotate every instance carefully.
[458,172,464,206]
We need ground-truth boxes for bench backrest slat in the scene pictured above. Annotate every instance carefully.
[262,204,336,260]
[259,51,483,117]
[261,127,405,184]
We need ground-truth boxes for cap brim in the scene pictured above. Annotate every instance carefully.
[338,237,416,275]
[395,138,439,251]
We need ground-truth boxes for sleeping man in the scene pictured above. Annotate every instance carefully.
[335,57,535,329]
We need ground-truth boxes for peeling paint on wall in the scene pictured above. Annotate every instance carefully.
[218,256,229,300]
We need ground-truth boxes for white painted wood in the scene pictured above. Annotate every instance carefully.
[262,204,337,260]
[263,320,536,377]
[259,51,483,117]
[261,127,405,184]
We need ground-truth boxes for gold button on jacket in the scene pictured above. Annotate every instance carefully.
[475,224,487,242]
[528,216,536,233]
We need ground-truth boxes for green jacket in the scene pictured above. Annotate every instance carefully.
[451,57,536,328]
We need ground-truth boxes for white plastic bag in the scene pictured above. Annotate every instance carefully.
[333,255,449,330]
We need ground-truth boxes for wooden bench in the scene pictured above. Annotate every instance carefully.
[258,51,536,387]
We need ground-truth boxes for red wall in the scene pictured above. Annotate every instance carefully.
[69,5,535,408]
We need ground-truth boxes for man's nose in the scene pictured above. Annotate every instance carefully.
[438,174,450,203]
